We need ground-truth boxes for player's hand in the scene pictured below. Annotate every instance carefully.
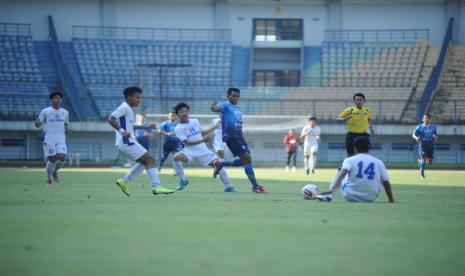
[369,126,375,135]
[66,127,74,134]
[34,118,41,127]
[122,132,131,139]
[203,133,214,143]
[147,123,157,129]
[414,137,419,143]
[345,115,352,121]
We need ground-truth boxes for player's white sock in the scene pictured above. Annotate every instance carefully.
[46,161,56,181]
[54,159,66,173]
[312,155,317,170]
[124,163,145,182]
[147,168,160,187]
[304,157,308,169]
[308,156,314,170]
[173,161,187,181]
[218,168,232,188]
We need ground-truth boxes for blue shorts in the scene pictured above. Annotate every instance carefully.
[225,136,250,157]
[419,142,434,159]
[163,139,180,155]
[137,137,150,151]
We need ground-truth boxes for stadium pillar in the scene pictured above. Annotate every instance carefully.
[327,0,342,31]
[100,0,116,27]
[214,0,229,30]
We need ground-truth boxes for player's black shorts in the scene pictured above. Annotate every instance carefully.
[346,132,370,156]
[163,139,180,155]
[419,141,434,159]
[225,136,250,157]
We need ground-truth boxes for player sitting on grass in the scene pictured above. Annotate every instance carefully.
[412,113,437,178]
[35,92,72,187]
[211,88,267,194]
[108,86,174,196]
[172,102,237,192]
[316,136,394,203]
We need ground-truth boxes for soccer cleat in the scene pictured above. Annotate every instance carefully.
[316,194,332,202]
[213,160,222,178]
[224,186,238,193]
[176,179,189,191]
[292,166,296,172]
[306,169,310,175]
[152,186,175,195]
[116,178,130,196]
[252,185,267,194]
[285,166,289,172]
[52,172,60,182]
[46,180,52,187]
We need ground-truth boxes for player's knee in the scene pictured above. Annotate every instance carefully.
[48,156,57,162]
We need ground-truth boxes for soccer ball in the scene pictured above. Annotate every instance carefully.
[301,184,320,200]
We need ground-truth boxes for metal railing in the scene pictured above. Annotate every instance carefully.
[0,23,31,36]
[418,18,454,120]
[72,26,231,41]
[324,29,429,42]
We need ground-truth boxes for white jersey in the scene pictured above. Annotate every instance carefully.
[111,102,136,146]
[174,119,209,153]
[38,107,69,142]
[301,126,321,145]
[341,153,389,201]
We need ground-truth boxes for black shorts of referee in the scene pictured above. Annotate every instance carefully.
[346,132,370,157]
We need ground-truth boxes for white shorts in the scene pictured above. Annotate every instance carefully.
[213,139,228,153]
[43,140,67,157]
[341,183,380,203]
[117,142,148,160]
[304,143,318,155]
[181,148,218,167]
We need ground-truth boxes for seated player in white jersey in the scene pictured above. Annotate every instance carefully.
[211,115,230,161]
[316,136,395,203]
[107,86,174,196]
[35,92,72,187]
[300,116,320,175]
[172,102,237,192]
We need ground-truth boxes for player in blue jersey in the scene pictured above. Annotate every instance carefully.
[211,87,267,193]
[157,112,181,172]
[412,113,437,178]
[134,114,156,151]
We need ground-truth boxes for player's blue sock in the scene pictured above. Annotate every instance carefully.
[244,164,259,189]
[221,158,243,167]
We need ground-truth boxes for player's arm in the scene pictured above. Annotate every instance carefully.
[64,112,73,133]
[319,169,349,195]
[107,115,131,138]
[382,180,395,203]
[158,130,172,137]
[337,107,352,121]
[201,119,220,137]
[412,128,420,142]
[211,101,221,112]
[300,128,310,139]
[368,117,375,135]
[433,127,438,142]
[134,123,156,130]
[35,110,45,128]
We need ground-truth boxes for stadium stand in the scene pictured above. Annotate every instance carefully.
[71,26,232,116]
[0,23,50,118]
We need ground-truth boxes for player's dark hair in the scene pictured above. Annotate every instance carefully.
[353,136,370,153]
[423,113,431,119]
[227,87,240,96]
[309,116,317,121]
[49,91,63,99]
[353,93,366,101]
[173,102,190,114]
[123,86,143,99]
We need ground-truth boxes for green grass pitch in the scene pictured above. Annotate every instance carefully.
[1,167,464,276]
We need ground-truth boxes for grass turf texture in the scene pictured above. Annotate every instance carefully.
[0,167,464,276]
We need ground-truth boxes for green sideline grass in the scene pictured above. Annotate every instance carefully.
[0,167,464,276]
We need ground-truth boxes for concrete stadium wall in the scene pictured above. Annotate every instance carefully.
[1,0,462,45]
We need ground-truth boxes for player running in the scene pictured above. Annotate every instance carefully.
[172,102,236,192]
[412,113,437,178]
[135,113,156,151]
[337,93,374,157]
[211,87,267,193]
[107,86,174,196]
[316,136,394,203]
[300,117,320,174]
[35,92,72,187]
[157,112,181,172]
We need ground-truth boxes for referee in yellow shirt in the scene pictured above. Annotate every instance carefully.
[337,93,375,157]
